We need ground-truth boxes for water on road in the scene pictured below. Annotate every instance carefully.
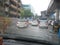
[5,18,59,44]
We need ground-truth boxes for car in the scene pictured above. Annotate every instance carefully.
[31,20,38,26]
[16,21,28,28]
[39,19,48,28]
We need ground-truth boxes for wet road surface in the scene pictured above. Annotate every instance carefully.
[5,18,59,44]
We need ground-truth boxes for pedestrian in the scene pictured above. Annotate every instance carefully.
[50,21,52,25]
[37,19,40,25]
[53,21,59,33]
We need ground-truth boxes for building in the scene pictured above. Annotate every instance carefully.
[0,0,22,18]
[41,10,48,19]
[47,0,60,22]
[22,5,31,10]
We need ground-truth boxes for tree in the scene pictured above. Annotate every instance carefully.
[20,9,34,18]
[34,14,38,19]
[20,8,25,18]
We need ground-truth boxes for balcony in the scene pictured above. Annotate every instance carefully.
[10,0,18,5]
[5,7,9,12]
[18,3,21,7]
[13,0,18,4]
[9,11,20,17]
[18,13,20,16]
[10,11,17,15]
[18,8,21,11]
[10,4,18,10]
[5,1,10,7]
[13,0,21,6]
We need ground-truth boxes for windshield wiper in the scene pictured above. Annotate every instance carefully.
[0,34,59,45]
[1,36,57,45]
[3,37,53,45]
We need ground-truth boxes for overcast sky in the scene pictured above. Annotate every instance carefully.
[21,0,51,15]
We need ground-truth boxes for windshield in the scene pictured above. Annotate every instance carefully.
[0,0,60,45]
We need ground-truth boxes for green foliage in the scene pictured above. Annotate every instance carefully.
[20,9,34,18]
[34,14,38,19]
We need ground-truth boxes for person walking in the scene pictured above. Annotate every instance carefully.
[37,19,40,25]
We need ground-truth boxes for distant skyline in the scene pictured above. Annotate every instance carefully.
[21,0,51,15]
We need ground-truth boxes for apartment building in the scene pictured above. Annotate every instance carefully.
[0,0,22,18]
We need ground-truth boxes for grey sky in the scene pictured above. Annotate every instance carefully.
[21,0,51,15]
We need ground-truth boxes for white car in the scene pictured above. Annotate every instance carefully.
[39,20,48,28]
[16,21,28,28]
[31,20,38,26]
